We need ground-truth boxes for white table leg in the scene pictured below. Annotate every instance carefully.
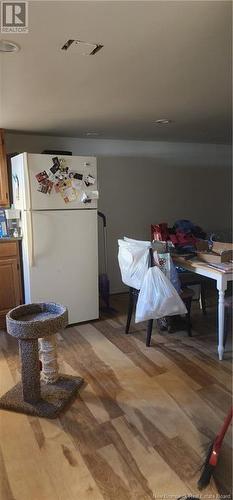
[217,276,227,361]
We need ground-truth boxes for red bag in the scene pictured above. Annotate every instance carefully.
[151,223,170,241]
[169,233,179,245]
[175,230,196,246]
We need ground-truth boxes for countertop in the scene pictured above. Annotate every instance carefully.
[0,237,22,242]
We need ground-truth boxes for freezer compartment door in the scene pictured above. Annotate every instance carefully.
[27,154,97,210]
[25,210,99,324]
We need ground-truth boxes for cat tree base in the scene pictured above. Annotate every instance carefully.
[0,375,84,418]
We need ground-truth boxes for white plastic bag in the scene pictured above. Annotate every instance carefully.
[118,240,150,290]
[135,266,187,323]
[157,253,181,293]
[124,237,151,246]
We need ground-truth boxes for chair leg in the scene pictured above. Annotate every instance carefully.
[200,282,207,315]
[167,316,175,333]
[185,298,192,337]
[223,308,229,347]
[146,319,153,346]
[157,317,168,332]
[125,288,134,334]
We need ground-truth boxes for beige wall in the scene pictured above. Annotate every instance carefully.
[98,157,232,292]
[6,133,232,292]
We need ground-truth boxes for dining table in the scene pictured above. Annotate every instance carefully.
[173,255,233,360]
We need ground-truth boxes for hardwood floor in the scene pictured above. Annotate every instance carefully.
[0,294,232,499]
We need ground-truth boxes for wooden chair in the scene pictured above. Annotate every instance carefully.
[178,271,207,315]
[125,248,194,346]
[223,296,232,347]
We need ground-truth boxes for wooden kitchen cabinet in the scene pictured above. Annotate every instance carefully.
[0,129,9,207]
[0,240,23,328]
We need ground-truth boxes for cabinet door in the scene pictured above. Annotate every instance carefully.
[0,258,22,325]
[0,129,9,206]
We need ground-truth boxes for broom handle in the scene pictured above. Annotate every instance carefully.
[103,225,108,274]
[98,212,108,274]
[215,407,233,450]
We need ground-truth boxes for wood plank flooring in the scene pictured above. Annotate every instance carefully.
[0,294,232,499]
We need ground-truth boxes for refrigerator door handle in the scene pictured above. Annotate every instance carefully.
[12,174,20,201]
[25,153,32,211]
[25,155,35,266]
[27,210,35,267]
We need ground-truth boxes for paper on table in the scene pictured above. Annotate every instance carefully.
[208,262,233,272]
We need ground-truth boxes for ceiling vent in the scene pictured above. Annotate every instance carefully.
[61,39,103,55]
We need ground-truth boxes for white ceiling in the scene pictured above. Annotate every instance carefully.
[0,1,231,143]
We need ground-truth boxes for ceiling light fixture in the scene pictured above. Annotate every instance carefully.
[0,40,20,52]
[155,119,172,125]
[86,132,99,137]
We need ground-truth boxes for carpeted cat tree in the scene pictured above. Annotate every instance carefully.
[0,303,83,418]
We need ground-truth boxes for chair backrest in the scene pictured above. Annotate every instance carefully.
[148,247,154,268]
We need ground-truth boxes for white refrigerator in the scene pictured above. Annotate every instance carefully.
[11,153,99,324]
